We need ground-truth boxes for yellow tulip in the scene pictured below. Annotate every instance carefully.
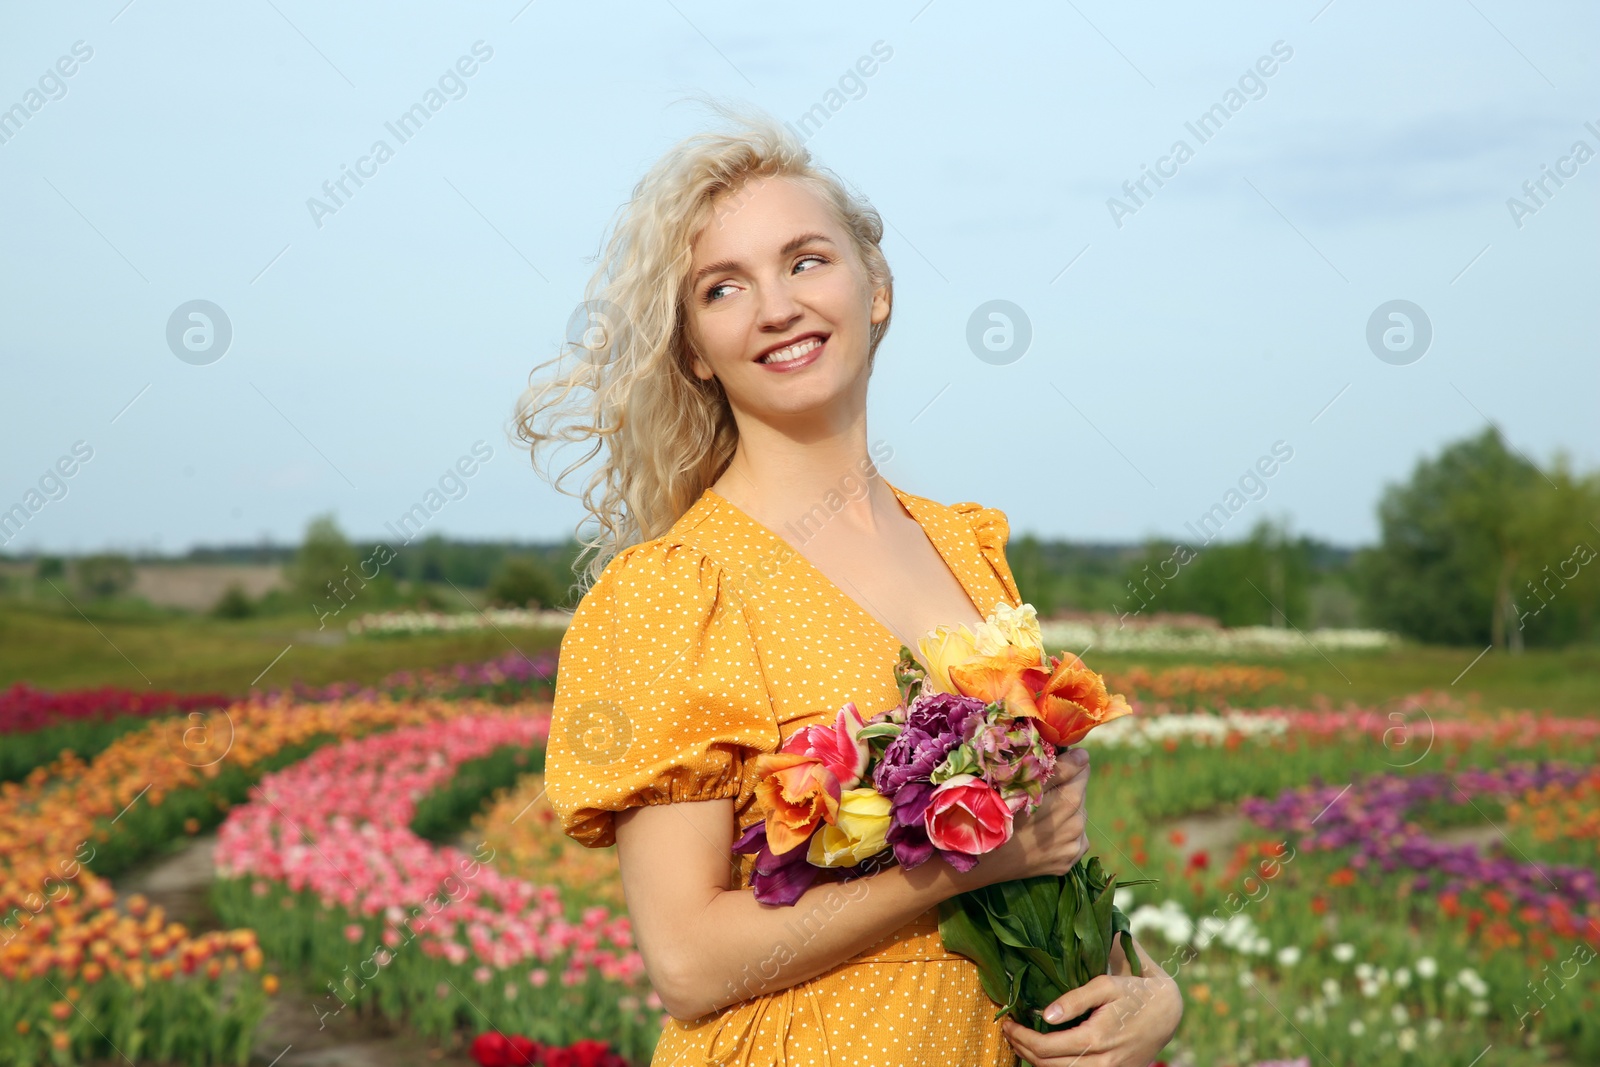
[917,623,981,695]
[919,602,1045,694]
[806,788,892,868]
[974,602,1044,661]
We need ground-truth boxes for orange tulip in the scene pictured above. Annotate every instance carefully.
[750,753,843,855]
[947,646,1041,720]
[1029,653,1133,746]
[947,647,1132,747]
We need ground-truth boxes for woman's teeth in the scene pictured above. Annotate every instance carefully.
[759,337,822,364]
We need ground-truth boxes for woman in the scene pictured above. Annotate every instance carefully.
[520,104,1182,1066]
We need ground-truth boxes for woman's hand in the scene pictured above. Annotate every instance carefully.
[959,747,1092,889]
[1001,968,1183,1067]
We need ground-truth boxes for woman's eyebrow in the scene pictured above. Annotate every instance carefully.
[692,232,836,287]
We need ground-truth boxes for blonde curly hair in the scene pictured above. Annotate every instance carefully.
[515,99,895,594]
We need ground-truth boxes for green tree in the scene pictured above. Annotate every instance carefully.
[1115,516,1313,627]
[210,583,255,619]
[1505,451,1600,647]
[1010,533,1051,614]
[487,557,558,609]
[1354,427,1597,649]
[291,514,361,612]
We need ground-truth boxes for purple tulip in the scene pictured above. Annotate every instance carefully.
[732,821,824,906]
[1240,760,1597,916]
[872,692,989,797]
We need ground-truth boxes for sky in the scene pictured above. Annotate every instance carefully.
[1,0,1596,557]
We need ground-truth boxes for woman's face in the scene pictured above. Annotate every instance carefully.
[683,176,889,422]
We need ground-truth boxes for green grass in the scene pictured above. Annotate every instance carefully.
[1087,642,1600,715]
[0,602,562,696]
[4,598,1598,713]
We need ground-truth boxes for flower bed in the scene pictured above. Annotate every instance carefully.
[1507,770,1600,870]
[349,609,574,637]
[1037,621,1397,656]
[0,682,229,783]
[271,650,559,706]
[1082,696,1600,1065]
[1082,710,1291,751]
[0,693,528,1065]
[1102,665,1289,710]
[474,774,626,910]
[212,713,660,1061]
[1122,888,1513,1067]
[1240,764,1600,941]
[1274,704,1600,751]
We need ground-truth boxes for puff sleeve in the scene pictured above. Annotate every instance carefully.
[950,500,1023,607]
[545,538,782,850]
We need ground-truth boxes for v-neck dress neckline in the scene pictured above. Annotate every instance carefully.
[700,479,992,657]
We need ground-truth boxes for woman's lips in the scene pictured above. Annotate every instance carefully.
[758,337,825,372]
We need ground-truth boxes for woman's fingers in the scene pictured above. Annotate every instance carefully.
[1003,976,1124,1062]
[1046,751,1089,790]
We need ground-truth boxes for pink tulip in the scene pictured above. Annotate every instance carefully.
[924,774,1014,855]
[779,702,870,788]
[212,714,647,997]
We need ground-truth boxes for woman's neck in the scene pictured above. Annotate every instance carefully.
[709,430,895,536]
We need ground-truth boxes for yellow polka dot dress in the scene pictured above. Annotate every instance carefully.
[546,481,1025,1066]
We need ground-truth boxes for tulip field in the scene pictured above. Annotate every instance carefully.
[2,640,1598,1065]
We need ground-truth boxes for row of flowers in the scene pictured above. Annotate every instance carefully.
[0,693,534,1065]
[211,713,663,1060]
[0,683,230,784]
[369,610,1396,657]
[1069,690,1600,1066]
[0,683,227,735]
[1082,710,1290,751]
[348,609,575,637]
[475,774,625,910]
[1100,665,1288,710]
[269,649,559,706]
[1238,763,1600,941]
[1507,769,1600,870]
[1084,702,1600,752]
[1273,703,1600,750]
[1036,621,1398,656]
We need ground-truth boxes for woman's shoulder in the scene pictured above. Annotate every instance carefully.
[946,498,1011,554]
[891,482,1020,605]
[570,503,748,625]
[891,482,1012,554]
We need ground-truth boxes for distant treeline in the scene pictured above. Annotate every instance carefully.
[4,428,1596,649]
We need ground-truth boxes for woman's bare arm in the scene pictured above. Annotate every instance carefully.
[614,749,1093,1021]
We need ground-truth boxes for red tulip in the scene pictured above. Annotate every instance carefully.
[924,775,1013,855]
[470,1032,510,1067]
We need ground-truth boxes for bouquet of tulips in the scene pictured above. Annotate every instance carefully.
[732,601,1155,1031]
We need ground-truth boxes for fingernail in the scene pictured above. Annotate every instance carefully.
[1043,1004,1065,1023]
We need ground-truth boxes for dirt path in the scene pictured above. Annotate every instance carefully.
[113,835,470,1066]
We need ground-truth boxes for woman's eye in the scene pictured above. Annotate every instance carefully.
[703,256,827,303]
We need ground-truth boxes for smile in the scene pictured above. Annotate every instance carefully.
[757,336,826,369]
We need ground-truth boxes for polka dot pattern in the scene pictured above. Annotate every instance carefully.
[546,480,1024,1065]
